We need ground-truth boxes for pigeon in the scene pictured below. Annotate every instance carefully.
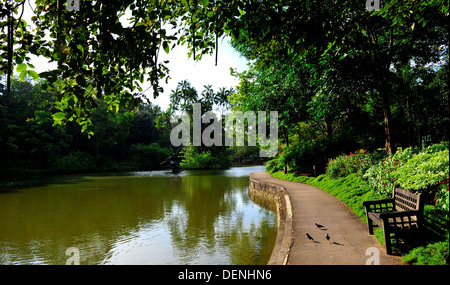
[306,233,314,242]
[315,223,325,229]
[326,233,330,243]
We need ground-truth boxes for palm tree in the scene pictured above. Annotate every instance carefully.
[170,80,198,112]
[201,84,215,111]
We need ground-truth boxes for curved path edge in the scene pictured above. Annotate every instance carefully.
[249,172,294,265]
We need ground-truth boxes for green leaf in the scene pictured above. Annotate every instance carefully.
[162,41,170,54]
[76,44,84,56]
[19,70,28,81]
[52,112,66,123]
[28,70,39,80]
[86,84,94,93]
[16,63,27,72]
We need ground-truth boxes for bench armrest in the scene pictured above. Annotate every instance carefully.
[362,199,394,211]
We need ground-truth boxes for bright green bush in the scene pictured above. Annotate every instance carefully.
[265,146,291,173]
[326,149,383,179]
[180,146,232,170]
[402,241,449,265]
[392,149,449,191]
[363,147,418,196]
[362,143,449,202]
[265,157,282,173]
[435,177,449,217]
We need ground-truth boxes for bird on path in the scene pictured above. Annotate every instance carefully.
[315,223,325,229]
[306,233,314,242]
[326,233,330,243]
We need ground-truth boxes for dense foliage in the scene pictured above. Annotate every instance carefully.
[393,149,449,192]
[0,77,174,178]
[363,143,449,200]
[326,149,385,179]
[0,77,253,177]
[180,146,232,170]
[230,0,448,156]
[315,142,449,213]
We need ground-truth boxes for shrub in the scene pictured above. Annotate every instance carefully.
[265,157,282,173]
[363,147,418,196]
[424,141,449,153]
[392,149,449,192]
[279,140,332,175]
[435,176,449,217]
[362,142,449,205]
[180,146,232,170]
[51,151,96,173]
[128,143,172,170]
[285,141,324,174]
[326,149,383,179]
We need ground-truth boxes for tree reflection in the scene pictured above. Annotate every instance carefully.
[0,170,276,265]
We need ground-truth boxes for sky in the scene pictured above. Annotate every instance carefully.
[144,37,249,111]
[21,1,250,111]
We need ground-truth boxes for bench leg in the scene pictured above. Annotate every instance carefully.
[382,222,392,255]
[366,213,374,235]
[368,220,375,235]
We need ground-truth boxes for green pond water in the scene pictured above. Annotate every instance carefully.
[0,166,277,265]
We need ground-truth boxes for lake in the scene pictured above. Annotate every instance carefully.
[0,166,277,265]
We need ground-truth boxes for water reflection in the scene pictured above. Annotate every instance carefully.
[0,166,277,265]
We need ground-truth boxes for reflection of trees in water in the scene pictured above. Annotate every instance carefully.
[1,173,276,264]
[0,176,182,264]
[166,175,277,265]
[248,190,278,214]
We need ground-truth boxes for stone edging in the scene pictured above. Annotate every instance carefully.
[249,173,294,265]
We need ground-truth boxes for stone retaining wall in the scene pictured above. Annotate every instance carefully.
[249,173,294,265]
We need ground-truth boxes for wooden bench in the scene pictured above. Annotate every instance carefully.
[362,186,424,255]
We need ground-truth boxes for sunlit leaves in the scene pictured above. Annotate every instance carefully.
[16,63,27,72]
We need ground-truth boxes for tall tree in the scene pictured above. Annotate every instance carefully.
[229,0,448,153]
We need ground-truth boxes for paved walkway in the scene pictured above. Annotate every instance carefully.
[251,172,403,265]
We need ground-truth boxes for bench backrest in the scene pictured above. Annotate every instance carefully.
[393,186,423,212]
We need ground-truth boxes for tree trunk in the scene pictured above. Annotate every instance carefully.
[282,126,289,148]
[324,117,334,139]
[7,5,13,97]
[380,87,395,155]
[406,93,413,147]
